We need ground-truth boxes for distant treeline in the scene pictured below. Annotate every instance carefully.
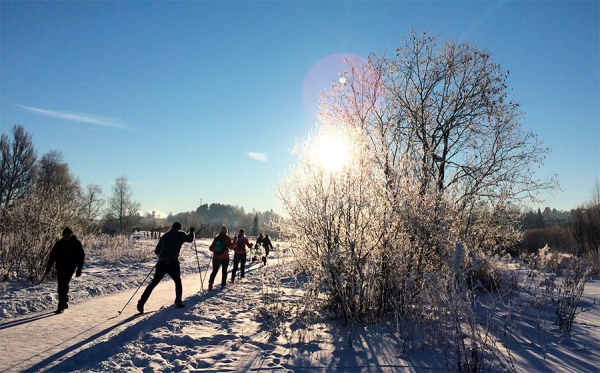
[129,203,280,239]
[518,206,599,256]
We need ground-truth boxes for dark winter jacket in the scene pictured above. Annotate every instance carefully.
[209,232,235,259]
[45,236,85,275]
[261,236,273,250]
[155,228,195,262]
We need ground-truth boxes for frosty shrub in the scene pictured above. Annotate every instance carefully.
[554,256,593,335]
[536,244,566,272]
[277,124,393,325]
[521,245,593,336]
[467,258,517,294]
[86,234,154,264]
[582,252,600,277]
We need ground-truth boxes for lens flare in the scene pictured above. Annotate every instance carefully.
[315,129,351,173]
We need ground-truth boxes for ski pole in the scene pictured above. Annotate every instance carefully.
[117,263,156,315]
[201,254,213,291]
[193,239,203,290]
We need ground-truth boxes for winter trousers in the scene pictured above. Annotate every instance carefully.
[231,253,246,281]
[57,271,74,309]
[139,261,182,305]
[208,258,229,287]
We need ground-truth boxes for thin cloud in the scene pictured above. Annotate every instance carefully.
[247,152,268,162]
[18,104,130,130]
[458,1,507,43]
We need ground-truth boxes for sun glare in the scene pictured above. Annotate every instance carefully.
[315,130,351,172]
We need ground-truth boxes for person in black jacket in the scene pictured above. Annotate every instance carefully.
[45,227,85,314]
[262,234,273,257]
[137,222,194,313]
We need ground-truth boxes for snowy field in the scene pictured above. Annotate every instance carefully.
[1,238,599,372]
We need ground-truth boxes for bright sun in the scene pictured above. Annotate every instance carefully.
[315,130,351,172]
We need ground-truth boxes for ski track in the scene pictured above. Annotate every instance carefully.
[0,254,266,372]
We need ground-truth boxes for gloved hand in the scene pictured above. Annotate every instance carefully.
[190,227,195,233]
[76,269,82,277]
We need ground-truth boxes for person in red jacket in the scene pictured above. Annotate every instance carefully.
[231,229,253,283]
[208,225,235,291]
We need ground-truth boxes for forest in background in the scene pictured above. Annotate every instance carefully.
[127,203,280,239]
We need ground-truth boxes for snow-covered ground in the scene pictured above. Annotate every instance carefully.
[1,238,599,372]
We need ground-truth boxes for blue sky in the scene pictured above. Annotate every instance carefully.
[1,1,598,217]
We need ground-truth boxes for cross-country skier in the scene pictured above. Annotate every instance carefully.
[208,225,235,291]
[45,227,85,314]
[261,234,273,265]
[137,222,195,313]
[256,233,264,248]
[231,229,253,283]
[253,233,265,262]
[261,234,273,255]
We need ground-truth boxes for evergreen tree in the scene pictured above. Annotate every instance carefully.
[251,213,259,236]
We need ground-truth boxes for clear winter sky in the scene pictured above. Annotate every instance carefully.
[1,1,598,218]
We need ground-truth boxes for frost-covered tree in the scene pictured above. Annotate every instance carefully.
[27,151,82,280]
[318,31,556,253]
[78,184,104,235]
[277,32,557,368]
[107,176,141,234]
[0,124,36,210]
[1,150,82,282]
[0,125,37,280]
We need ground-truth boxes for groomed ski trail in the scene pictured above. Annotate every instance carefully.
[0,267,217,372]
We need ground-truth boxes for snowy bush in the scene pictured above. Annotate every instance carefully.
[554,257,593,335]
[520,245,594,337]
[582,252,600,277]
[467,257,517,294]
[86,234,155,264]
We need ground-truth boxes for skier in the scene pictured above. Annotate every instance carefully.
[208,224,235,291]
[256,233,264,248]
[137,222,195,313]
[231,229,253,283]
[261,234,273,265]
[253,233,264,262]
[45,227,85,314]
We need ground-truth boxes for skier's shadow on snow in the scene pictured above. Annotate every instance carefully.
[0,311,57,330]
[39,292,210,372]
[22,311,155,373]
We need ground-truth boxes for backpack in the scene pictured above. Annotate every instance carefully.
[213,236,227,254]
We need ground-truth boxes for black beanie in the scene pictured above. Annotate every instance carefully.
[62,227,73,235]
